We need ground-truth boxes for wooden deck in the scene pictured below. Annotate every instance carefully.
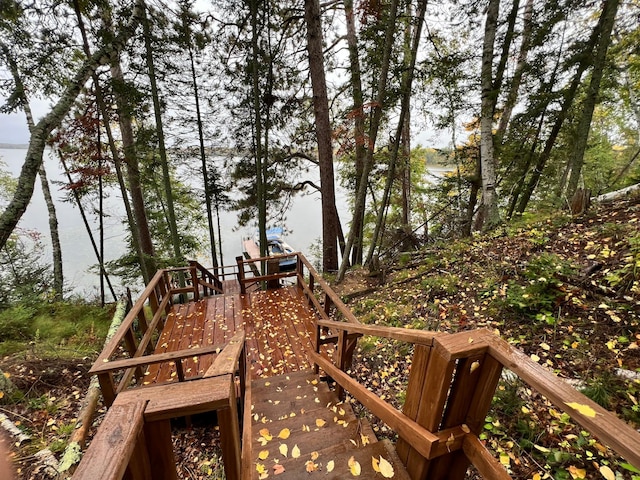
[75,255,640,480]
[145,284,320,385]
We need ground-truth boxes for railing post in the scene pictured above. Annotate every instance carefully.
[236,256,246,294]
[97,372,117,408]
[189,261,200,301]
[296,255,304,289]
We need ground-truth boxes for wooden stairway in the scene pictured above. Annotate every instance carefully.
[245,371,411,479]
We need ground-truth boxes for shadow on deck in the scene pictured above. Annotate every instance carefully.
[71,254,640,480]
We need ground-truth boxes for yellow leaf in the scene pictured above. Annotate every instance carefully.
[565,402,597,418]
[259,428,273,441]
[279,444,288,457]
[372,456,380,473]
[470,360,480,374]
[533,474,541,480]
[379,456,395,478]
[568,465,586,479]
[499,453,510,466]
[311,451,319,461]
[305,460,318,472]
[461,424,470,433]
[316,418,326,428]
[291,444,301,458]
[348,456,361,476]
[3,372,10,378]
[258,450,269,460]
[599,465,615,480]
[277,428,290,439]
[0,392,4,400]
[326,460,335,472]
[361,433,370,446]
[256,463,267,474]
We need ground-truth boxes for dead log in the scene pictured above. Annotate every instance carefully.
[58,297,129,476]
[595,183,640,204]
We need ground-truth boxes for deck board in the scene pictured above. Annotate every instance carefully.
[148,285,321,385]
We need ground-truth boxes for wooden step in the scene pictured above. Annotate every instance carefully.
[256,439,411,479]
[246,371,410,479]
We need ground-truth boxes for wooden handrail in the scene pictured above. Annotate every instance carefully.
[311,321,640,474]
[317,318,439,346]
[204,330,245,377]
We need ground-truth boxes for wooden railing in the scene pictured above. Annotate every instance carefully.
[311,320,640,479]
[89,261,223,407]
[74,330,246,480]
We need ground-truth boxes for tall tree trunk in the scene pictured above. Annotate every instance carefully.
[336,0,400,283]
[400,0,412,229]
[2,44,65,300]
[109,54,157,279]
[249,0,267,260]
[39,164,64,300]
[0,3,143,251]
[564,0,620,199]
[142,3,183,266]
[182,11,219,270]
[516,12,604,214]
[59,155,118,301]
[365,0,427,265]
[496,0,533,144]
[478,0,501,231]
[73,0,150,285]
[304,0,339,272]
[344,0,366,266]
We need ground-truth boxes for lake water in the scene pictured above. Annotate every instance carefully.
[1,148,451,298]
[0,148,352,298]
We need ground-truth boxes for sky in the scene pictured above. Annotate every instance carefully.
[0,98,51,145]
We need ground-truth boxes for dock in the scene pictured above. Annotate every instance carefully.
[72,254,640,479]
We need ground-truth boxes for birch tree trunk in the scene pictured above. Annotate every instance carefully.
[0,3,142,251]
[478,0,501,231]
[1,45,64,300]
[304,0,339,272]
[496,0,533,144]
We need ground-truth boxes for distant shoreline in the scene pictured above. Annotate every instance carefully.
[0,143,29,149]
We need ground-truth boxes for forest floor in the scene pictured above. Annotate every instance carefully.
[335,195,640,480]
[0,195,639,479]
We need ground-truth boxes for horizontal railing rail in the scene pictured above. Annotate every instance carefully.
[312,319,640,479]
[75,331,246,480]
[90,262,224,406]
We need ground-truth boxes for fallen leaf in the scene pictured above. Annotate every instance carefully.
[565,402,597,418]
[277,428,290,439]
[599,465,615,480]
[305,460,318,472]
[372,456,380,472]
[258,450,269,460]
[469,360,480,374]
[361,433,370,446]
[568,465,586,479]
[379,456,395,478]
[326,460,335,472]
[292,444,301,458]
[259,428,273,441]
[316,418,326,428]
[311,451,319,461]
[348,456,361,476]
[273,464,285,475]
[279,444,288,457]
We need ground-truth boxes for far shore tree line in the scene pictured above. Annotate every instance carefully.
[1,0,639,303]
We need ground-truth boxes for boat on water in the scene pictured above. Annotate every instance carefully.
[242,227,297,272]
